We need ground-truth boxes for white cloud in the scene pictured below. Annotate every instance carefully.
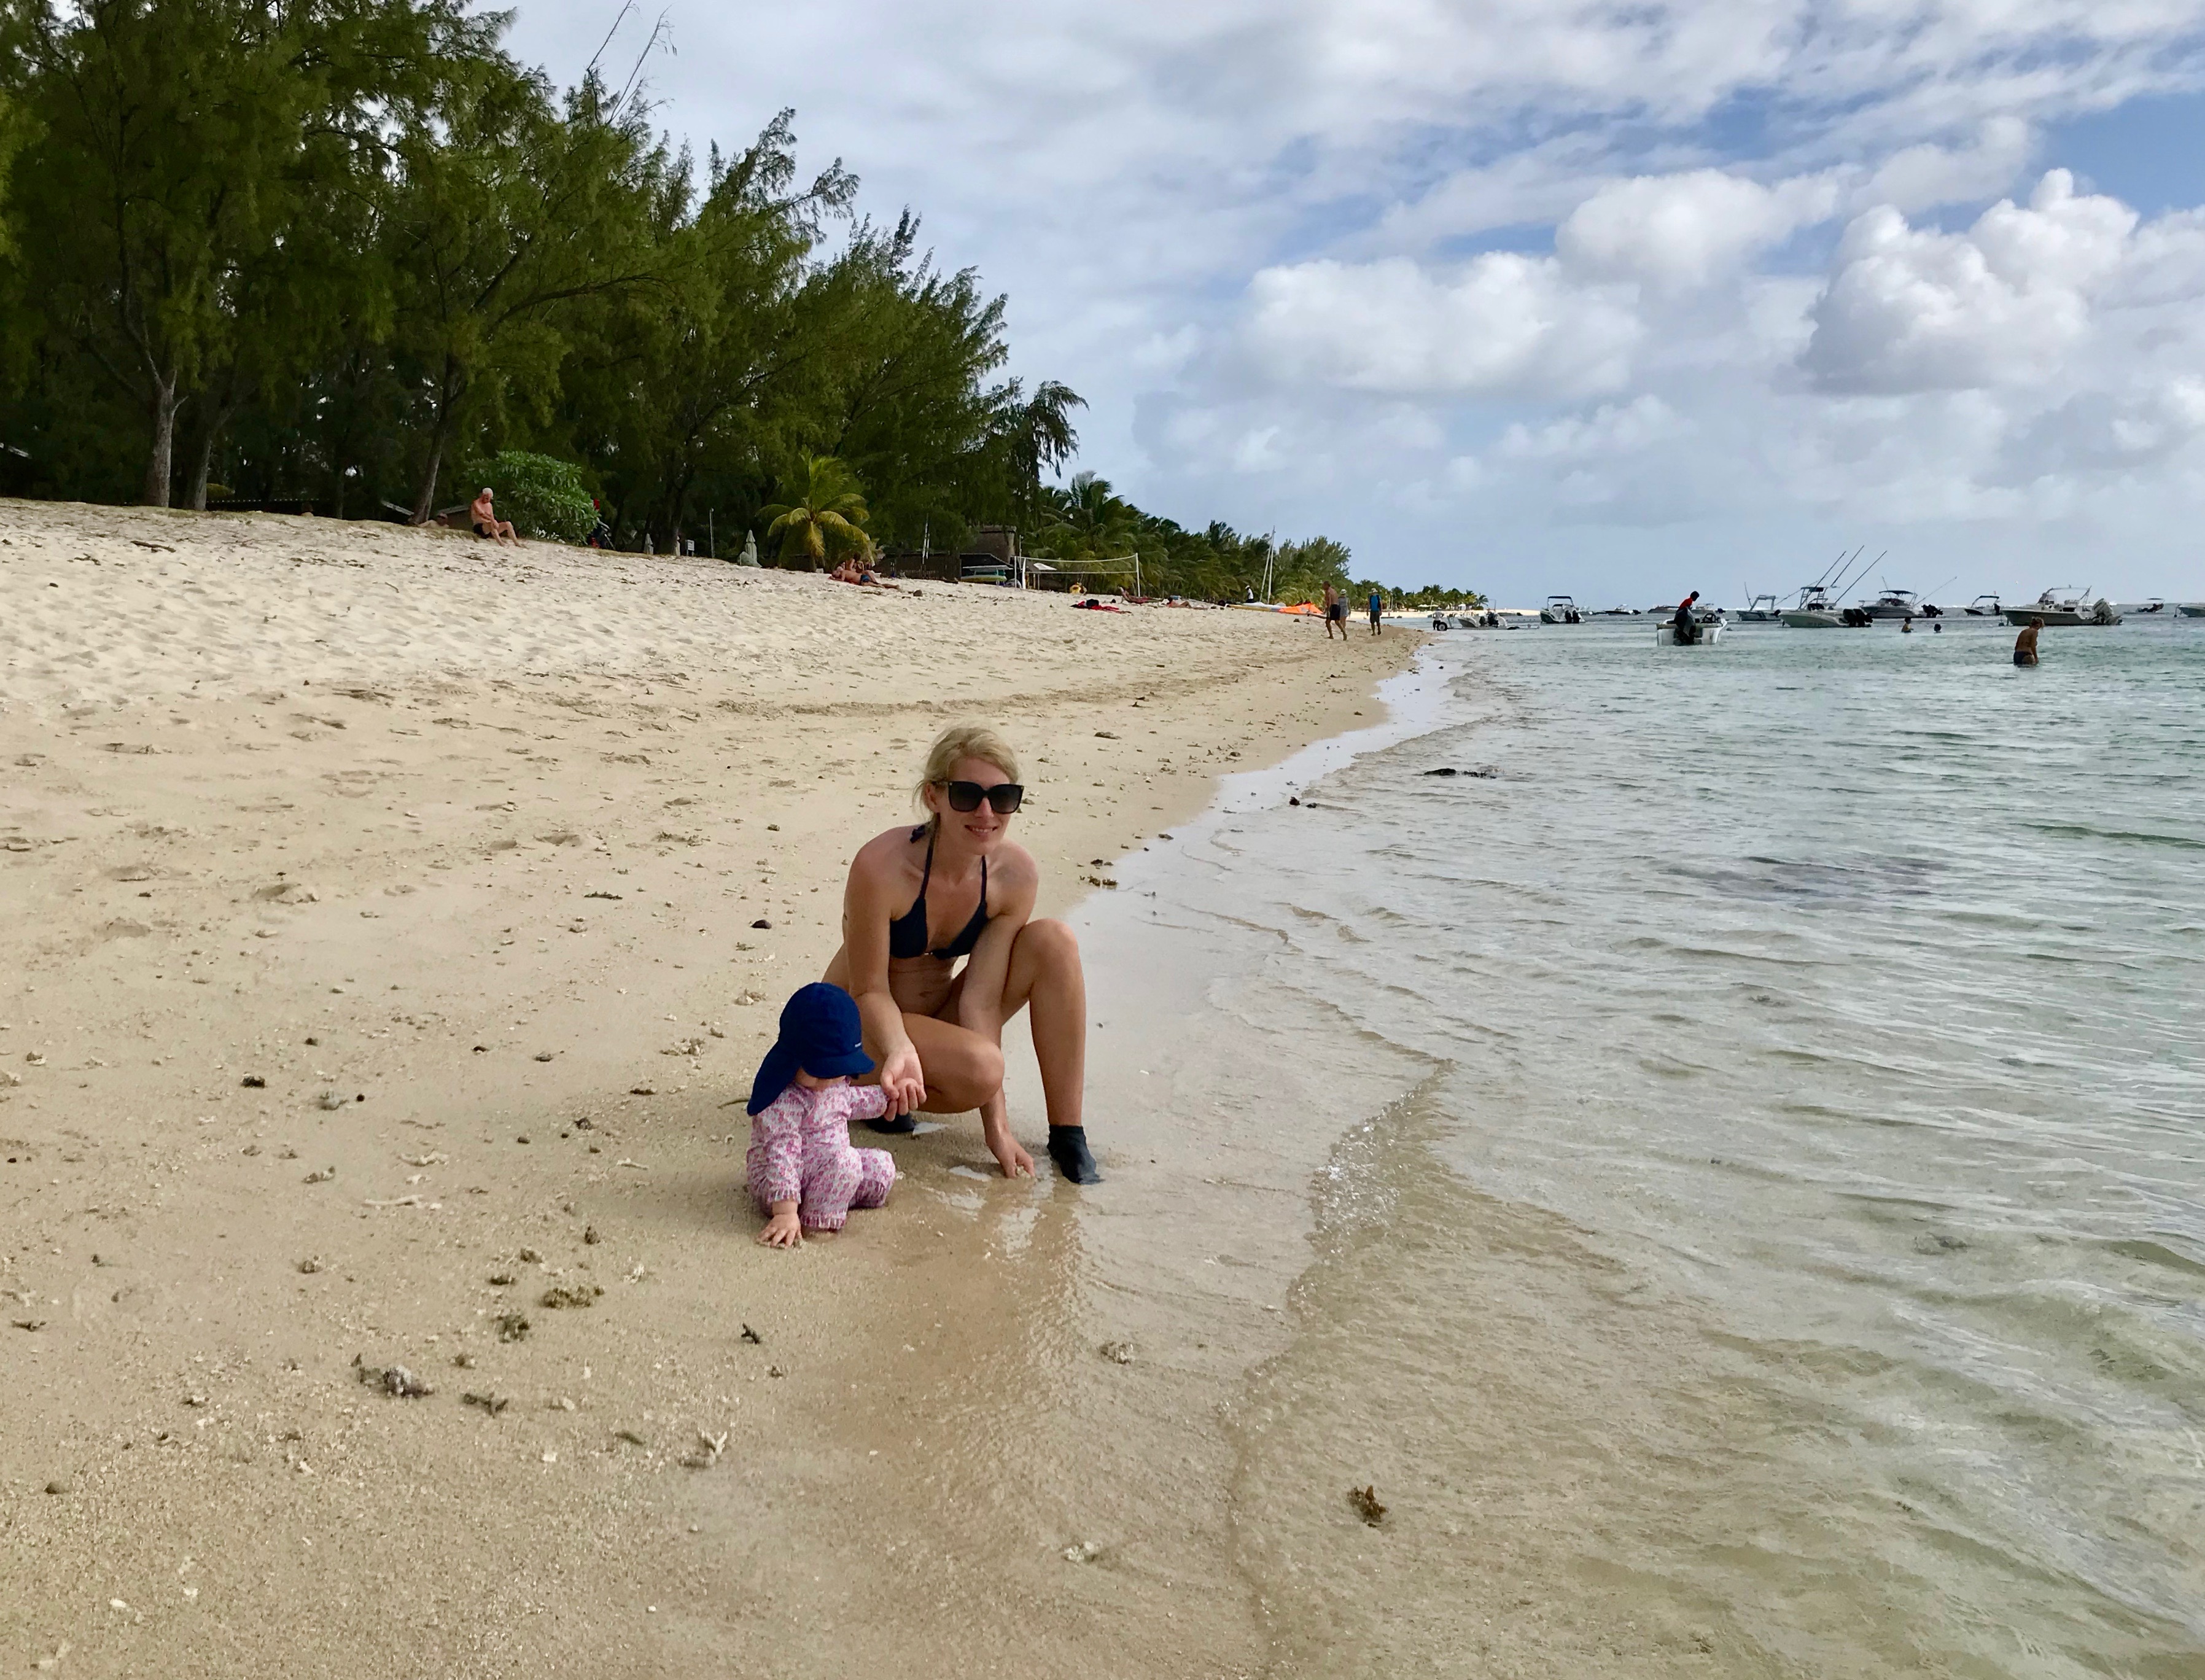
[1556,170,1839,291]
[1803,171,2139,393]
[1498,395,1690,460]
[1243,254,1641,397]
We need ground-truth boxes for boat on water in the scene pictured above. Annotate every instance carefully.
[2182,603,2205,618]
[2122,597,2173,616]
[1962,594,2002,616]
[1429,610,1505,630]
[1655,615,1725,646]
[1860,586,1922,620]
[1779,584,1856,628]
[1539,594,1584,624]
[1736,593,1782,622]
[2003,589,2121,627]
[1591,605,1642,616]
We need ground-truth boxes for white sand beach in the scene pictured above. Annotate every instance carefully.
[1,501,1413,1677]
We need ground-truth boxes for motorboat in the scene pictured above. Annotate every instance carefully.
[1779,584,1851,628]
[1962,594,2002,616]
[2122,597,2173,616]
[1591,605,1641,616]
[1860,587,1921,620]
[2182,603,2205,618]
[1429,609,1504,630]
[2003,589,2121,627]
[1736,593,1782,622]
[1655,611,1725,647]
[1539,594,1584,624]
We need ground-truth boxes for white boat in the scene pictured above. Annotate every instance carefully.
[1591,605,1641,616]
[2003,589,2121,627]
[1962,593,2002,616]
[2182,603,2205,618]
[1779,584,1852,628]
[1655,618,1725,646]
[1539,594,1584,624]
[2121,597,2174,616]
[1859,587,1921,620]
[1736,593,1782,622]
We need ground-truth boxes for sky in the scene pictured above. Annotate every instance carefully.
[504,0,2205,605]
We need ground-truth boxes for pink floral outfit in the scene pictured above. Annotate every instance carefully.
[747,1083,897,1232]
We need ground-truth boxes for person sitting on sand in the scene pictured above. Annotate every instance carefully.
[822,723,1100,1183]
[471,488,521,548]
[747,983,897,1247]
[2015,616,2043,666]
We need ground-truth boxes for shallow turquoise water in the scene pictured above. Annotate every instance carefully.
[1099,616,2205,1674]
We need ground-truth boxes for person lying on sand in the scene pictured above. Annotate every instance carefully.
[746,983,896,1248]
[829,556,900,588]
[470,488,521,547]
[822,723,1102,1183]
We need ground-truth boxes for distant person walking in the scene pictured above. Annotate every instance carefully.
[1323,583,1347,640]
[2015,616,2043,666]
[1367,589,1383,635]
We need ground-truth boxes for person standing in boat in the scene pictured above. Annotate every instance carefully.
[1672,591,1702,645]
[2015,616,2044,666]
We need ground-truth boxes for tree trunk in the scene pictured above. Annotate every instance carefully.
[411,364,461,524]
[142,376,179,507]
[187,414,221,512]
[411,427,446,525]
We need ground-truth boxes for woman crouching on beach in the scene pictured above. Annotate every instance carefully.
[822,723,1101,1183]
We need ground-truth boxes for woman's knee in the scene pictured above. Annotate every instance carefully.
[1020,917,1081,970]
[928,1035,1003,1106]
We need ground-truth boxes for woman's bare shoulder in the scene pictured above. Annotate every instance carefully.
[991,840,1044,896]
[850,823,923,879]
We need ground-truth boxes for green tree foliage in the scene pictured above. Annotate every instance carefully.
[759,449,868,567]
[483,448,592,540]
[0,5,1399,594]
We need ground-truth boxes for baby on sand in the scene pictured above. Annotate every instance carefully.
[745,982,897,1248]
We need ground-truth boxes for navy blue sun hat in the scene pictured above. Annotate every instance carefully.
[746,982,876,1114]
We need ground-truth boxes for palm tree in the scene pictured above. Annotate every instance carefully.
[993,378,1086,533]
[759,452,871,569]
[1041,469,1132,563]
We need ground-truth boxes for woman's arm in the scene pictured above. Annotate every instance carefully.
[841,841,927,1115]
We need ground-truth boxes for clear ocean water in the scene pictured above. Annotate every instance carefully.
[1076,613,2205,1676]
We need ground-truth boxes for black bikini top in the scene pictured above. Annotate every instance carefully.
[887,825,989,960]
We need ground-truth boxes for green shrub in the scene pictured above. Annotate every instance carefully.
[484,451,593,542]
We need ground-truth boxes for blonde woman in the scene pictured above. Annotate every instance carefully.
[822,725,1100,1182]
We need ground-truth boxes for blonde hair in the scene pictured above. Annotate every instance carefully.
[916,723,1020,825]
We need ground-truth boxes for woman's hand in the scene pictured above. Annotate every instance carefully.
[878,1044,927,1117]
[983,1113,1034,1179]
[758,1204,804,1248]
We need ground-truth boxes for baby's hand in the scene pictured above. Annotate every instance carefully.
[758,1207,804,1248]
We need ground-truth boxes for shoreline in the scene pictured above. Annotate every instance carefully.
[0,498,1418,1676]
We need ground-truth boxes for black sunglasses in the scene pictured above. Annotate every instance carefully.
[940,779,1024,815]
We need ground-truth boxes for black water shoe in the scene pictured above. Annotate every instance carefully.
[1048,1126,1102,1184]
[863,1110,918,1135]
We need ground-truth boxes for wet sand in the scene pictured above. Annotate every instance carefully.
[0,500,1414,1677]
